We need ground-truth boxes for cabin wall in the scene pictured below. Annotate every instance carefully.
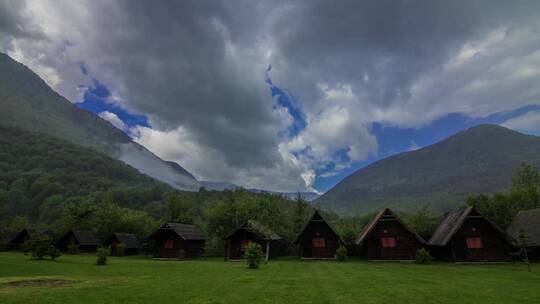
[104,236,138,255]
[151,229,204,259]
[362,220,420,260]
[298,222,339,258]
[226,229,275,260]
[450,217,511,262]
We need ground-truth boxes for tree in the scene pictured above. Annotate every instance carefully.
[514,228,532,272]
[511,163,540,209]
[404,206,438,240]
[164,193,195,224]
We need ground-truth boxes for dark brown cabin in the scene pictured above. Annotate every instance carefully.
[428,207,512,262]
[1,228,31,250]
[507,208,540,260]
[356,208,426,260]
[103,233,142,255]
[293,210,344,259]
[56,230,99,252]
[225,220,281,261]
[147,223,205,259]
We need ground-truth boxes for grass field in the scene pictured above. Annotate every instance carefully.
[0,252,539,304]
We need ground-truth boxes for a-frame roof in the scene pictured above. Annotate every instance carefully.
[225,220,282,241]
[109,233,142,249]
[292,210,344,244]
[355,208,426,245]
[70,230,99,246]
[428,206,512,246]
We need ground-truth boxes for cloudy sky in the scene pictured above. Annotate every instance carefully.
[1,0,540,193]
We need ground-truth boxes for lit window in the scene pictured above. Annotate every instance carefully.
[381,237,396,248]
[241,240,250,249]
[466,237,483,249]
[313,237,326,248]
[164,240,174,249]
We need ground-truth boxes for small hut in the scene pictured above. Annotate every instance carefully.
[0,228,31,250]
[225,220,281,261]
[428,206,512,262]
[56,230,99,252]
[356,208,426,260]
[507,208,540,260]
[292,210,344,259]
[147,223,205,259]
[104,233,142,255]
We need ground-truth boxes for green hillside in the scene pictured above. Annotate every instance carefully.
[0,125,171,224]
[0,52,200,190]
[315,125,540,215]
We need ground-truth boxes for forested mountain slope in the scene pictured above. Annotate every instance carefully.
[315,125,540,215]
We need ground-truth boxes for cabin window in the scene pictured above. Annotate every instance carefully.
[164,240,174,249]
[313,237,326,248]
[466,237,483,249]
[241,240,250,249]
[381,237,396,248]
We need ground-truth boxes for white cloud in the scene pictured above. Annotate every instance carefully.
[98,111,126,130]
[501,110,540,134]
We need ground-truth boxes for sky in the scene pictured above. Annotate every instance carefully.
[1,0,540,193]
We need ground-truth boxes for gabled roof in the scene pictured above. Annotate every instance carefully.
[151,223,206,241]
[70,230,99,246]
[507,208,540,247]
[428,206,511,246]
[225,220,281,241]
[355,208,426,245]
[0,231,19,244]
[292,210,344,244]
[110,233,142,249]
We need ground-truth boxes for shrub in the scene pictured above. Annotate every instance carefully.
[67,243,80,255]
[336,245,348,261]
[415,248,433,264]
[49,246,62,260]
[115,243,127,256]
[244,242,264,269]
[142,240,155,258]
[96,246,110,265]
[25,235,61,260]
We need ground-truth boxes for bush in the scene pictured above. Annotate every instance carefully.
[142,240,155,258]
[67,243,80,255]
[336,245,348,261]
[49,246,62,260]
[25,235,61,260]
[415,248,433,264]
[244,242,264,269]
[96,246,110,265]
[115,243,127,256]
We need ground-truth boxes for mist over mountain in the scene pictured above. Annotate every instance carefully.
[0,52,200,191]
[315,125,540,215]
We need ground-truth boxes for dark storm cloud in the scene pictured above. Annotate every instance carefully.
[269,0,540,109]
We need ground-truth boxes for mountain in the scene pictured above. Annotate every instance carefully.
[315,125,540,215]
[201,181,321,201]
[0,125,172,222]
[0,52,200,191]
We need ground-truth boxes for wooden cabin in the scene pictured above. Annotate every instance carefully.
[356,208,426,260]
[507,208,540,260]
[292,210,344,259]
[56,230,99,252]
[103,233,142,255]
[0,228,31,250]
[225,220,281,261]
[428,207,512,262]
[147,223,205,259]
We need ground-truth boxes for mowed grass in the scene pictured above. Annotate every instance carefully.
[1,252,539,304]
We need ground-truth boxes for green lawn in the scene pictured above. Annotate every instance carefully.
[0,252,539,304]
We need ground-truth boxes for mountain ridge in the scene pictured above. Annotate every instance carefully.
[315,124,540,214]
[0,52,200,191]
